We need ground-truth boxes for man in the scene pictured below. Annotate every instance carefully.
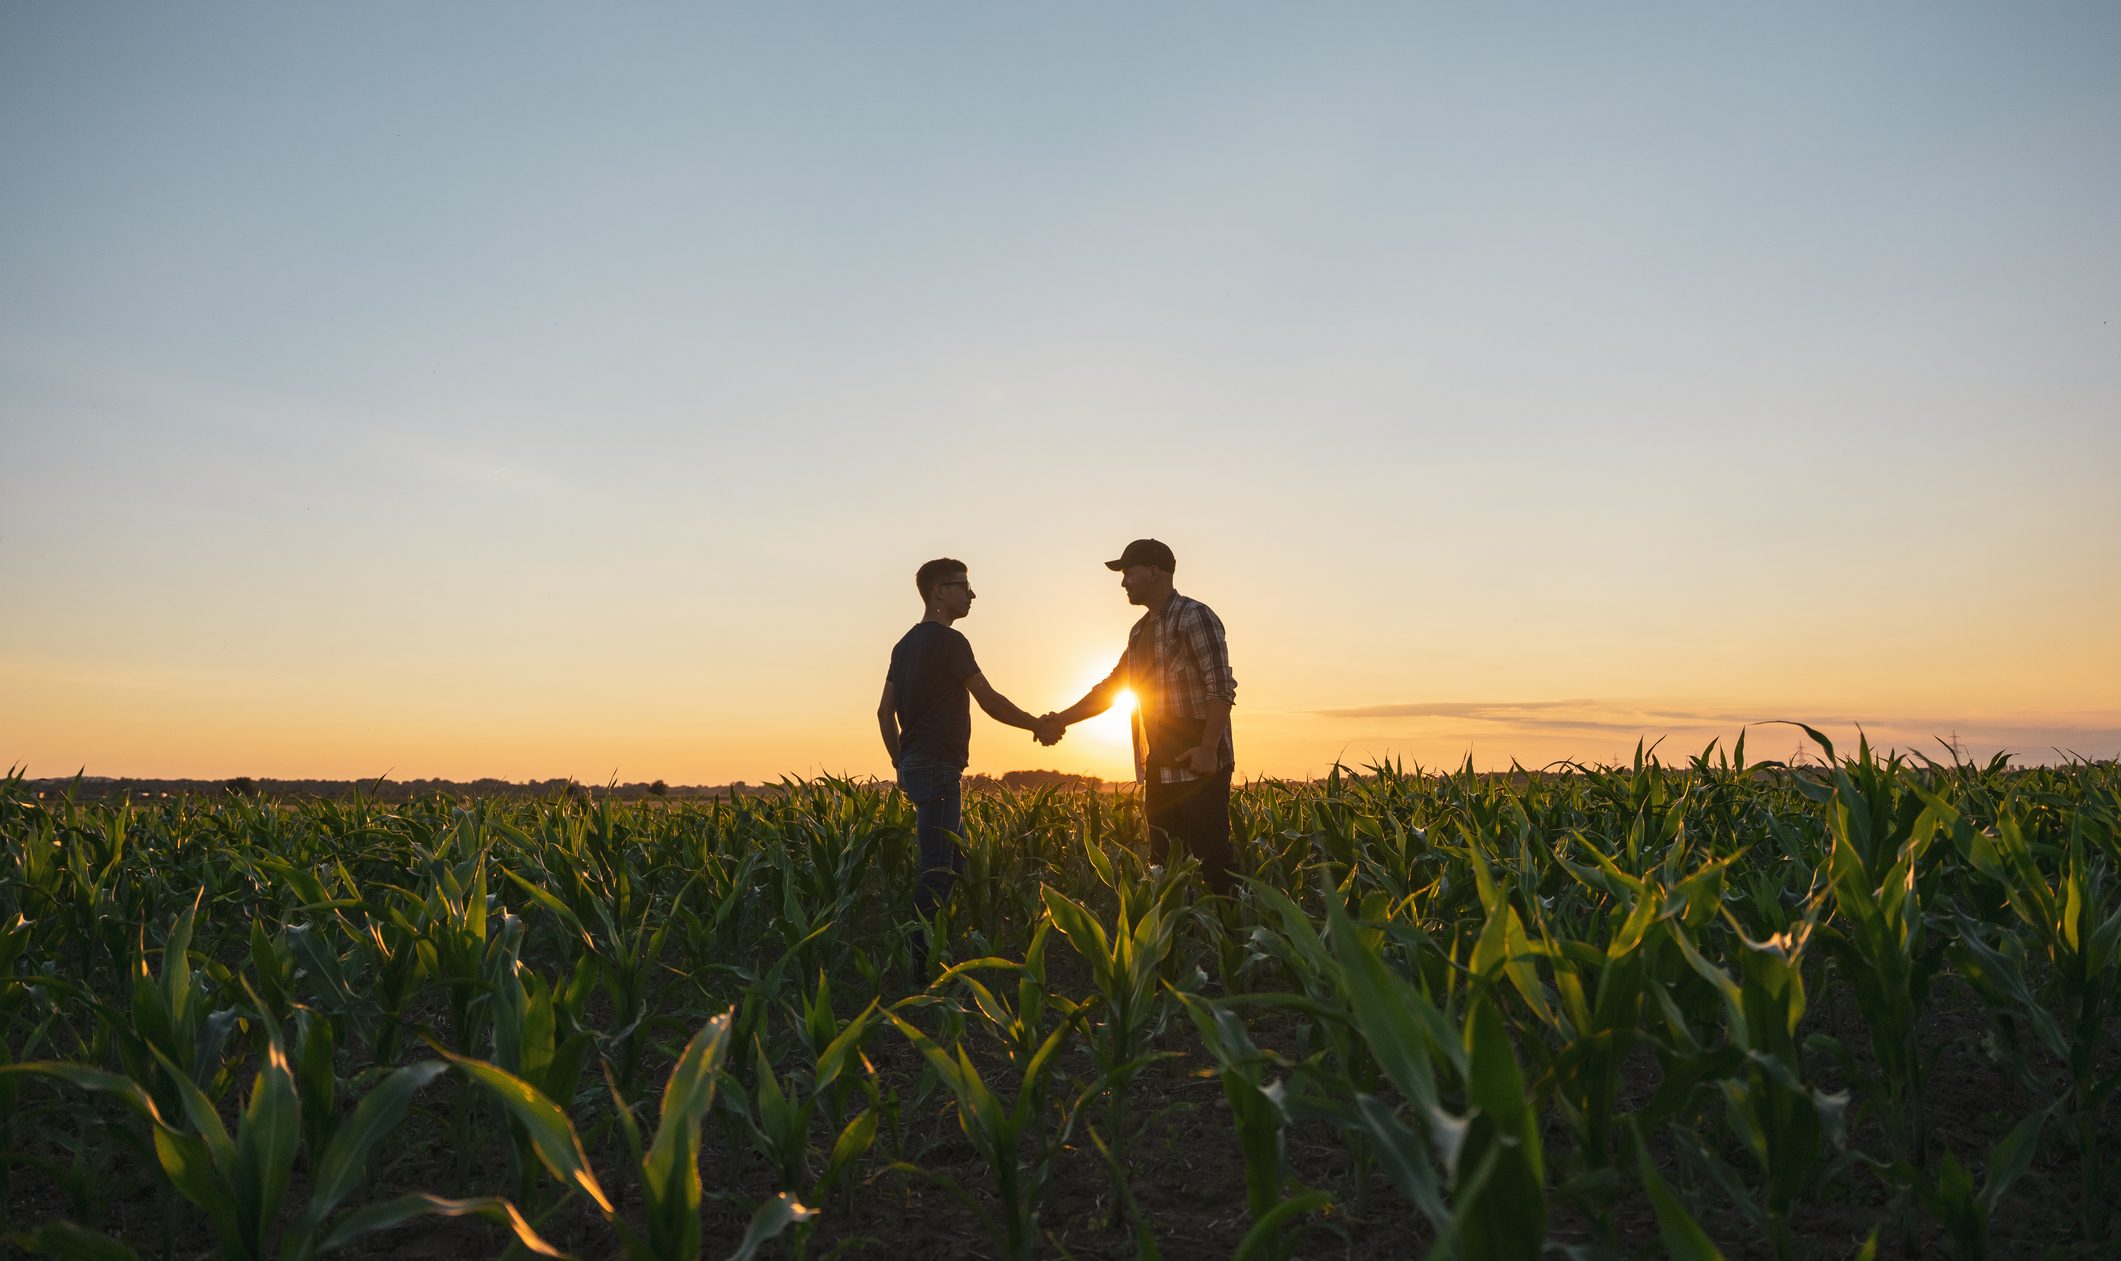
[877,558,1060,953]
[1042,539,1238,893]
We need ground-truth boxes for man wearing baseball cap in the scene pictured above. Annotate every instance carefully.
[1041,539,1238,893]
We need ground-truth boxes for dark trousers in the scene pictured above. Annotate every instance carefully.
[896,753,965,923]
[1144,770,1234,895]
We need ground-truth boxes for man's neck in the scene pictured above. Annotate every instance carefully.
[923,609,959,627]
[1148,588,1178,615]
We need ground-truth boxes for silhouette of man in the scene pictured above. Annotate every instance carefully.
[877,558,1062,959]
[1042,539,1237,893]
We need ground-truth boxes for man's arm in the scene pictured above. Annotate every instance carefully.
[1180,699,1233,774]
[877,680,902,767]
[1176,605,1236,774]
[967,673,1046,734]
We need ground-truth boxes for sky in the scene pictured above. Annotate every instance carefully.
[3,4,2118,784]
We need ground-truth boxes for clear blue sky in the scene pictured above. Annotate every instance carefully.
[5,4,2117,780]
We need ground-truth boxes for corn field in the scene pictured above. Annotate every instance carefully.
[2,730,2116,1259]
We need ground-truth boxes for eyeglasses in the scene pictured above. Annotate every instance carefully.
[938,580,971,589]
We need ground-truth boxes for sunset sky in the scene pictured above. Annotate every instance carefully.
[4,5,2118,784]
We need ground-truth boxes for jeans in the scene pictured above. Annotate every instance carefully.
[897,752,965,923]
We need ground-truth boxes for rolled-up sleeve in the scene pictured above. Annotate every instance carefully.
[1185,605,1236,706]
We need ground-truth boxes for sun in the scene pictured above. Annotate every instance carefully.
[1080,686,1136,748]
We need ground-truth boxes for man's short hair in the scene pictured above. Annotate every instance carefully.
[915,558,967,603]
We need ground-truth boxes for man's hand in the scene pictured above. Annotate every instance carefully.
[1176,745,1218,774]
[1033,713,1067,746]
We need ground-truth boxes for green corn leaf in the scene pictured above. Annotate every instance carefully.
[1324,899,1442,1114]
[640,1012,733,1261]
[957,974,1016,1039]
[1230,1189,1333,1261]
[1635,1140,1726,1261]
[1350,1092,1448,1228]
[2061,857,2084,954]
[1041,888,1113,980]
[1758,720,1835,764]
[813,999,879,1097]
[445,1053,614,1217]
[315,1193,568,1257]
[953,1042,1006,1145]
[884,1009,1000,1157]
[285,1061,448,1256]
[0,1063,163,1126]
[660,1021,739,1169]
[1018,1007,1091,1115]
[821,1108,878,1194]
[1083,835,1117,890]
[149,1046,234,1166]
[231,1038,303,1256]
[1977,1106,2047,1218]
[290,1009,338,1158]
[1470,901,1554,1028]
[1246,880,1331,971]
[725,1192,817,1261]
[1457,996,1546,1259]
[6,1220,141,1261]
[152,1125,239,1241]
[501,868,589,937]
[601,1060,646,1173]
[163,891,202,1030]
[1607,886,1662,960]
[802,971,835,1051]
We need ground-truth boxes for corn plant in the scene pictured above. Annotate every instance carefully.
[1948,795,2121,1238]
[883,948,1088,1261]
[1173,988,1320,1261]
[4,1011,560,1259]
[721,984,880,1205]
[1670,910,1844,1261]
[1802,734,1953,1169]
[502,797,698,1086]
[488,945,595,1205]
[1331,895,1545,1259]
[458,1010,816,1261]
[1909,1106,2047,1261]
[108,893,238,1121]
[1040,873,1185,1222]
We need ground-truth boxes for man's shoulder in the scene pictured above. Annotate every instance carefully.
[897,621,971,645]
[1171,593,1223,624]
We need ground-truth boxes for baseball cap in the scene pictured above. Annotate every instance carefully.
[1105,539,1176,572]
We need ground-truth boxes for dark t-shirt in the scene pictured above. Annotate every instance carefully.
[887,622,980,767]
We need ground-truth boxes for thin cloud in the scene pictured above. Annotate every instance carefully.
[1317,699,1596,720]
[1310,698,2121,761]
[1314,699,1739,733]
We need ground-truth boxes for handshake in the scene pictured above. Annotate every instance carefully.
[1031,713,1068,747]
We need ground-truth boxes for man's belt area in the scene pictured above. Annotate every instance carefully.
[1142,711,1220,768]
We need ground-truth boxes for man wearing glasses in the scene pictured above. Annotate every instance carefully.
[877,558,1060,969]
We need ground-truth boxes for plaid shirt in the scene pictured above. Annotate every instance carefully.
[1100,591,1236,784]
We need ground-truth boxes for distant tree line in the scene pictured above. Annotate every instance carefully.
[22,775,751,804]
[24,769,1116,804]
